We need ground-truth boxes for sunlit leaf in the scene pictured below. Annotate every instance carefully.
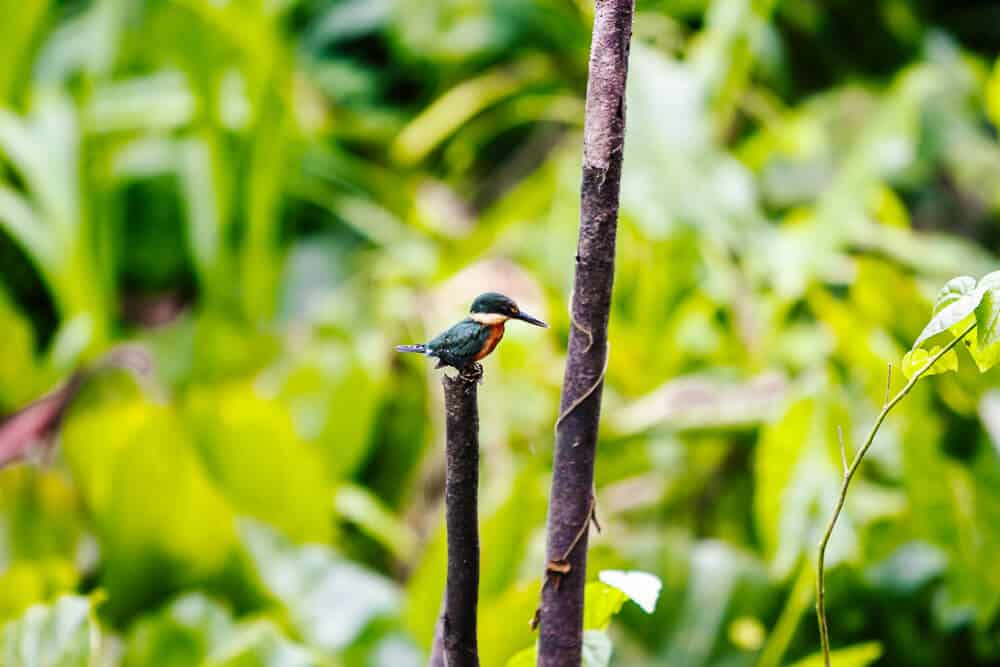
[583,582,627,631]
[900,346,958,380]
[973,271,1000,370]
[597,570,662,615]
[61,380,237,620]
[912,276,983,349]
[185,381,331,543]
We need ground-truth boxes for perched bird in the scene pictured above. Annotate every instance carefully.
[396,292,547,370]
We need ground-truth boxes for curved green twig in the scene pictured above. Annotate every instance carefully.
[816,319,977,667]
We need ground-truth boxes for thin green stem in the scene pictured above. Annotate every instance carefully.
[815,320,976,666]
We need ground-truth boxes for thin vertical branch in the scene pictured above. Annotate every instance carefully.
[439,367,482,667]
[816,322,975,666]
[537,2,635,665]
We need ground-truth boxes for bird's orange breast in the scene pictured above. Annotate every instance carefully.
[473,323,506,361]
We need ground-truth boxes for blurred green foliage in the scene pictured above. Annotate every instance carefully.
[1,0,999,665]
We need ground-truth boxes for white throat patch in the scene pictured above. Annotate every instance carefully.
[470,312,510,325]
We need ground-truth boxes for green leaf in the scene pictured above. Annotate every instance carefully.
[912,276,983,349]
[505,631,612,667]
[185,381,332,543]
[987,57,1000,129]
[755,399,855,576]
[125,593,329,667]
[0,291,42,411]
[61,381,237,620]
[239,520,400,653]
[334,484,417,561]
[480,582,540,667]
[505,645,534,667]
[788,641,882,667]
[900,346,959,380]
[973,271,1000,371]
[597,570,662,614]
[583,583,627,631]
[0,595,99,666]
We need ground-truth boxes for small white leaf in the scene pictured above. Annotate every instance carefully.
[598,570,662,614]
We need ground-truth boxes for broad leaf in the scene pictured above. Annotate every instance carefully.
[912,276,983,349]
[900,346,958,380]
[240,520,399,653]
[185,381,331,543]
[61,380,237,620]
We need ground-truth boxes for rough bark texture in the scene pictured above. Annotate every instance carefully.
[537,2,634,665]
[440,370,481,667]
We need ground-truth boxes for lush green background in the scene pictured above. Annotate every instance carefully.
[1,0,999,665]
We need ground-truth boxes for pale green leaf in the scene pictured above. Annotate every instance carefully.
[788,641,882,667]
[0,595,99,667]
[913,276,983,349]
[581,630,613,667]
[240,519,400,652]
[125,593,328,667]
[900,346,959,380]
[0,186,56,267]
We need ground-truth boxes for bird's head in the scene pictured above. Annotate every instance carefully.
[469,292,548,327]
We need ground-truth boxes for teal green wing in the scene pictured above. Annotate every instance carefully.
[427,319,489,369]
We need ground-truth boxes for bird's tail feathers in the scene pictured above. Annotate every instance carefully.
[395,344,427,354]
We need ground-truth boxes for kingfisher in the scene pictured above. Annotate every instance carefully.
[396,292,547,370]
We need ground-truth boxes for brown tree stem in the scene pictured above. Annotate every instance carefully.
[537,2,635,665]
[438,366,482,667]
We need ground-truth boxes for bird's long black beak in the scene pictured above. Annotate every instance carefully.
[515,311,548,328]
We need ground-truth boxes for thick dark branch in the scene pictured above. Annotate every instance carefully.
[538,2,634,665]
[439,368,482,667]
